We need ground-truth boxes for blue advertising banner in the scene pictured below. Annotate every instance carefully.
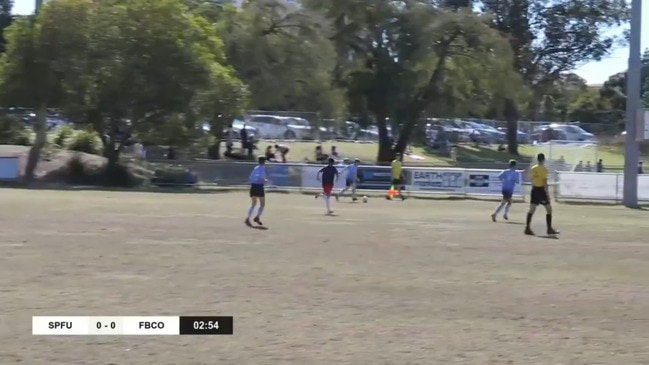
[0,157,19,181]
[356,166,393,190]
[266,164,302,187]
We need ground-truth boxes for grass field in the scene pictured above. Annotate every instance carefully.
[256,140,643,167]
[2,190,649,364]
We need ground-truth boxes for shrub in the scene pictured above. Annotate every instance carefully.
[12,129,32,146]
[63,154,140,187]
[53,125,75,148]
[0,115,26,144]
[151,167,197,188]
[102,162,138,187]
[69,130,101,154]
[64,154,94,185]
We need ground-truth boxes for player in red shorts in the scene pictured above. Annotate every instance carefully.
[315,157,339,214]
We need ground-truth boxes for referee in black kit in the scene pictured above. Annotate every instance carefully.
[178,316,234,335]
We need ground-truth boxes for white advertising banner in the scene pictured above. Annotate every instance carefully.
[556,172,649,201]
[409,168,465,193]
[556,172,620,200]
[301,165,349,190]
[465,169,524,196]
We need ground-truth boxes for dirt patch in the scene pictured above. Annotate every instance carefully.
[1,191,648,364]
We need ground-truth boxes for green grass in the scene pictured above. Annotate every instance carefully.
[262,140,643,168]
[33,127,649,168]
[2,190,649,363]
[257,140,453,165]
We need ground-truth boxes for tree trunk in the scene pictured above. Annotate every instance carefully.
[504,98,519,155]
[393,114,417,156]
[376,114,393,164]
[23,105,47,185]
[208,140,221,160]
[102,121,120,169]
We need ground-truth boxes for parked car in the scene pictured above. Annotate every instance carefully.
[210,120,259,144]
[533,123,595,142]
[496,127,530,144]
[460,121,506,144]
[244,114,315,140]
[284,117,323,140]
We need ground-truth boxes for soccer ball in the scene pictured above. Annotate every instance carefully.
[362,196,368,203]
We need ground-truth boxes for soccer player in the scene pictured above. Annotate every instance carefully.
[390,153,405,200]
[526,153,559,235]
[316,157,339,214]
[491,159,520,222]
[245,156,267,226]
[337,158,360,201]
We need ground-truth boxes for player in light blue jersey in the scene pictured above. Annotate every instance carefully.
[336,158,360,202]
[491,160,520,222]
[246,156,267,227]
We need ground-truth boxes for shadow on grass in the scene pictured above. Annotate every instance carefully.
[455,145,529,164]
[250,226,269,230]
[559,200,649,209]
[1,184,241,195]
[536,235,559,240]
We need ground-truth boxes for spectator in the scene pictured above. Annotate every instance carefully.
[274,144,289,162]
[596,159,603,172]
[639,161,644,174]
[585,161,592,172]
[240,125,248,154]
[315,145,328,162]
[331,145,339,158]
[166,146,176,160]
[265,146,276,161]
[133,141,144,160]
[575,161,583,172]
[225,124,233,156]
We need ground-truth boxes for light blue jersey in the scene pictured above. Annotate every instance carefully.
[344,164,358,182]
[249,165,267,185]
[499,168,519,192]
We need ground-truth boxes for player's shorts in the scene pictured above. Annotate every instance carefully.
[502,190,513,200]
[392,177,403,186]
[345,178,354,187]
[322,184,333,195]
[530,186,549,205]
[249,184,265,198]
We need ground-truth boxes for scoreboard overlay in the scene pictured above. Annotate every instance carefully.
[32,316,233,335]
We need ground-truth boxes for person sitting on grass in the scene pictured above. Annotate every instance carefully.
[315,145,328,162]
[264,145,276,162]
[274,144,289,162]
[331,145,339,158]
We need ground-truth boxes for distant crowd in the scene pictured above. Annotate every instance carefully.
[572,159,644,174]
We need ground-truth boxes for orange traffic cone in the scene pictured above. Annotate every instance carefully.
[387,185,396,200]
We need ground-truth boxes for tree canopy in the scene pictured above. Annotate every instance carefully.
[0,0,634,164]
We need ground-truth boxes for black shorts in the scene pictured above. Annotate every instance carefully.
[249,184,265,198]
[392,178,403,186]
[502,190,513,200]
[530,186,549,205]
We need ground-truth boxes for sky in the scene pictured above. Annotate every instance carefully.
[11,0,649,85]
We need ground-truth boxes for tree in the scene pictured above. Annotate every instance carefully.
[305,0,518,162]
[567,87,622,129]
[220,0,346,119]
[0,0,247,177]
[481,0,629,154]
[537,73,588,122]
[0,0,89,183]
[0,0,11,54]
